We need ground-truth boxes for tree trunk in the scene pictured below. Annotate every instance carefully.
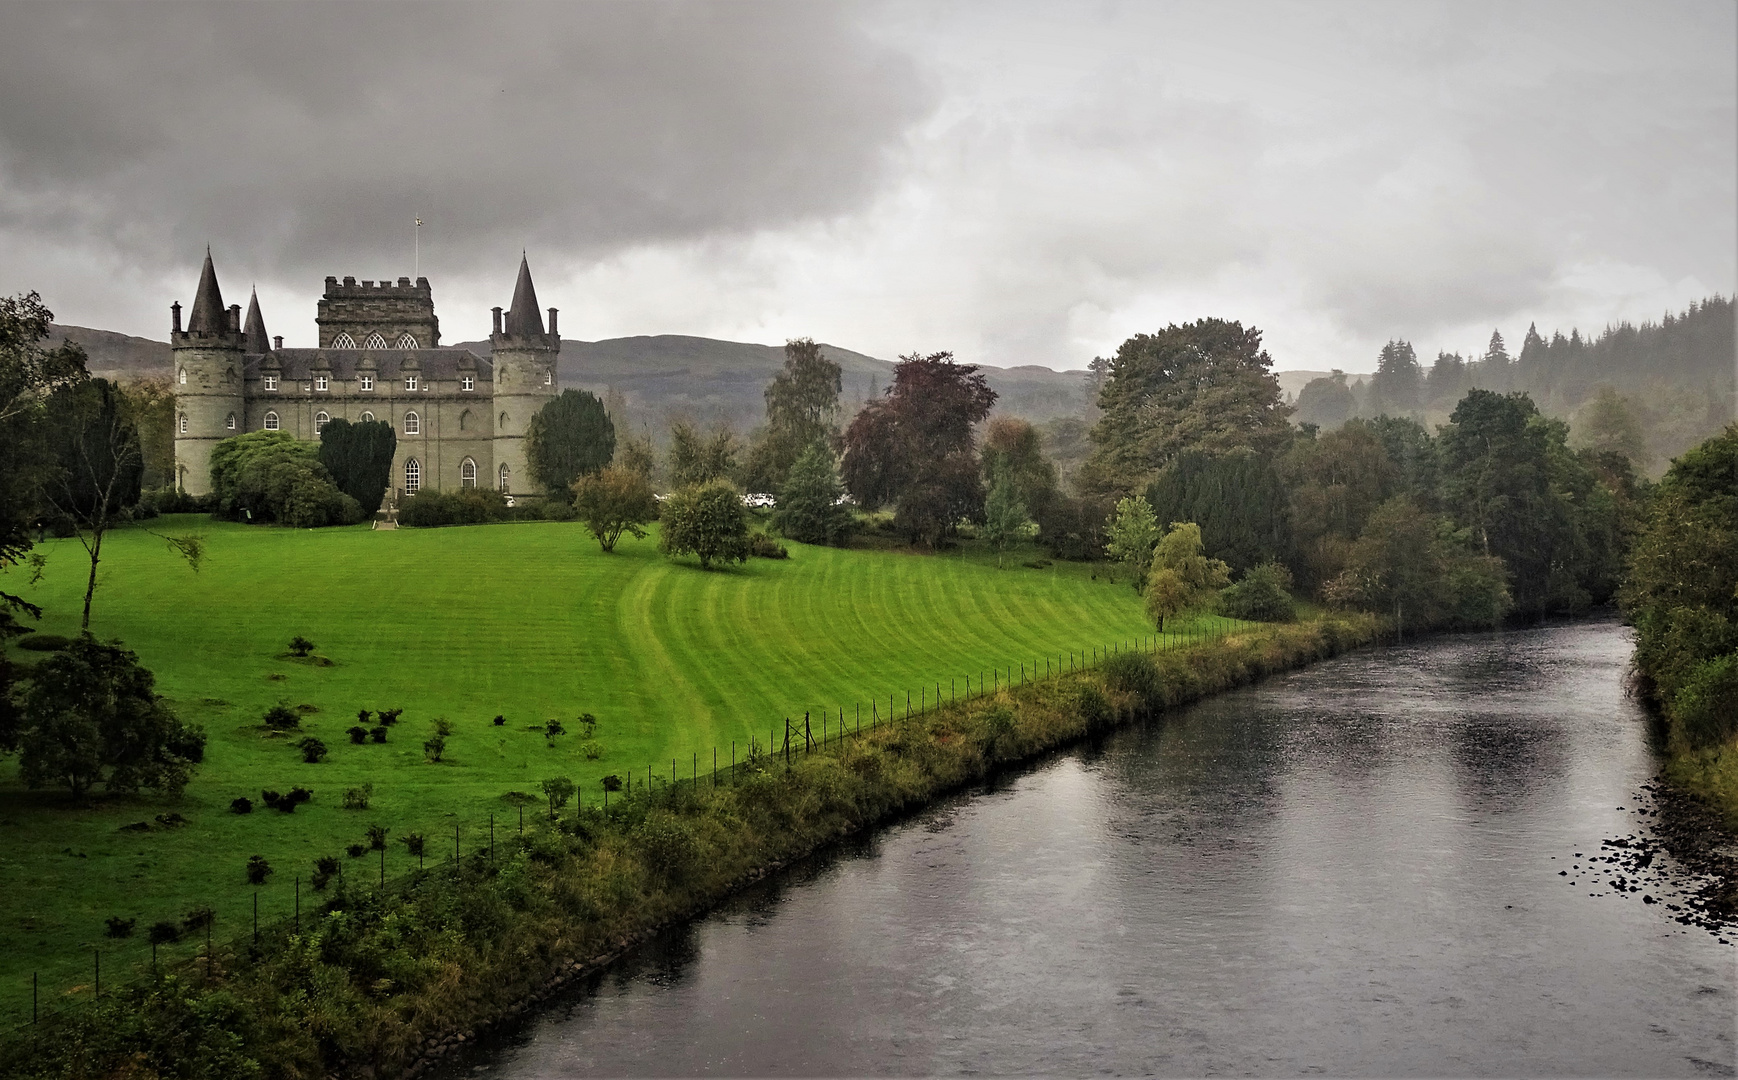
[80,526,104,631]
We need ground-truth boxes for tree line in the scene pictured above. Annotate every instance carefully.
[1294,295,1733,473]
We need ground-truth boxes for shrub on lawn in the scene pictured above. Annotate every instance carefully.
[17,634,71,652]
[145,921,180,946]
[366,824,389,850]
[230,796,253,814]
[311,856,340,890]
[262,705,300,731]
[245,855,272,886]
[378,708,403,726]
[342,784,372,810]
[104,917,135,939]
[347,726,368,745]
[296,737,328,764]
[288,636,315,657]
[346,843,367,858]
[369,726,388,743]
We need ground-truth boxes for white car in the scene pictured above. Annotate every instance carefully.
[742,492,777,509]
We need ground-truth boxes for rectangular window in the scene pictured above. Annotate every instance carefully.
[544,371,552,386]
[461,375,474,391]
[405,375,419,391]
[315,375,328,392]
[360,375,374,392]
[263,375,278,391]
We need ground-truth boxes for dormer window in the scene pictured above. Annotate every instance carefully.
[461,375,474,392]
[405,375,418,391]
[364,333,387,349]
[333,333,356,349]
[263,375,278,391]
[360,374,374,392]
[396,333,418,349]
[315,375,328,392]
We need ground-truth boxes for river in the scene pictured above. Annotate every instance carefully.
[445,620,1735,1077]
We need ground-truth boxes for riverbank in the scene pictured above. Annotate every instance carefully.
[0,612,1379,1080]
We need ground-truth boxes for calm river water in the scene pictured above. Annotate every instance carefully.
[451,620,1735,1077]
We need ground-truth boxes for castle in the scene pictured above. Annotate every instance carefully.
[171,251,560,501]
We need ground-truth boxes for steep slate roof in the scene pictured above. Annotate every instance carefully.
[243,348,490,383]
[243,289,270,353]
[504,254,545,336]
[186,248,228,334]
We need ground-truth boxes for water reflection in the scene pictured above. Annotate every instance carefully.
[449,621,1734,1078]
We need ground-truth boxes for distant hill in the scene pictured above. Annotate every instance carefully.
[47,324,172,382]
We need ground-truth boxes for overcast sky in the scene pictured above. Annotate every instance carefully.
[0,0,1731,373]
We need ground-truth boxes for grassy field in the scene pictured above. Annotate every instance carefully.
[0,515,1212,1021]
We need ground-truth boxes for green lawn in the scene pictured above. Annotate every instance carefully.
[0,515,1198,1021]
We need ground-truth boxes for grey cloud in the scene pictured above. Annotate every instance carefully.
[0,2,932,280]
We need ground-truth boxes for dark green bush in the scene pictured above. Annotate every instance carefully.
[145,921,180,946]
[634,812,697,883]
[230,796,253,814]
[105,916,135,939]
[288,636,315,657]
[366,824,389,850]
[1673,653,1738,748]
[346,843,367,858]
[346,726,368,745]
[369,726,388,743]
[398,488,508,527]
[245,855,272,886]
[1216,562,1297,622]
[262,705,299,731]
[1073,684,1115,732]
[749,533,789,559]
[17,633,71,652]
[310,856,340,890]
[181,906,214,933]
[296,737,328,764]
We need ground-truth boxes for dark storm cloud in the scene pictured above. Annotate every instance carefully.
[0,2,931,277]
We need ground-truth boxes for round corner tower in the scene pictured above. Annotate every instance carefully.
[489,255,560,498]
[171,251,248,495]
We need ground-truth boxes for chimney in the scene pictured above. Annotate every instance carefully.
[491,307,503,336]
[228,304,242,333]
[171,301,182,334]
[548,308,558,337]
[273,335,284,350]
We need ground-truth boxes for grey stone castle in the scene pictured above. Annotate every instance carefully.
[171,251,560,500]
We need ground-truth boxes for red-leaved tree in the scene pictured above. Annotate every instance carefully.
[842,351,997,546]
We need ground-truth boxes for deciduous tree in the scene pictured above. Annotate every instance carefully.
[841,351,997,546]
[570,466,660,552]
[744,338,843,493]
[15,636,206,798]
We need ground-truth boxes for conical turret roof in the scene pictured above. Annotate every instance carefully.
[243,288,270,353]
[504,253,545,336]
[185,248,228,335]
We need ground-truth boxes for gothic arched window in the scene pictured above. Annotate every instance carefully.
[499,464,510,494]
[315,411,330,433]
[226,412,236,430]
[404,458,421,494]
[263,411,280,431]
[332,332,356,349]
[178,414,188,434]
[360,410,374,422]
[364,333,387,349]
[461,458,477,488]
[458,409,472,432]
[404,411,419,435]
[396,333,418,349]
[177,368,187,385]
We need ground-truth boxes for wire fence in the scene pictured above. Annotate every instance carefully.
[5,615,1253,1035]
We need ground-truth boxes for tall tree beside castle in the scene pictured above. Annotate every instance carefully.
[172,251,560,502]
[525,389,616,499]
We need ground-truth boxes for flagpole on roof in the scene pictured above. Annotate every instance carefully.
[414,217,422,279]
